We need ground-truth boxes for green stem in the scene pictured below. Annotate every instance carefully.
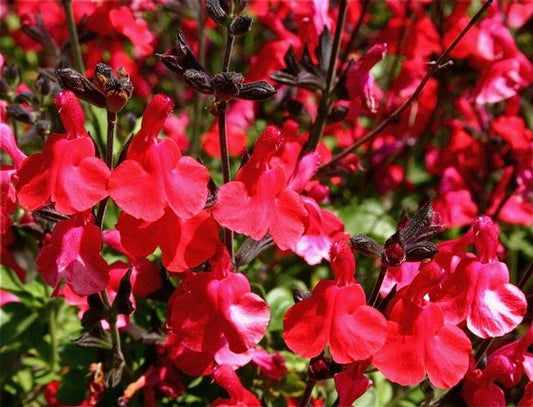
[304,0,348,153]
[47,300,59,372]
[100,290,126,385]
[61,0,85,73]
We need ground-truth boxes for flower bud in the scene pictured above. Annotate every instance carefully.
[206,0,229,25]
[6,104,36,124]
[230,14,253,36]
[56,68,106,108]
[213,71,243,100]
[349,234,383,258]
[183,69,214,94]
[112,268,134,316]
[2,63,20,87]
[238,80,276,100]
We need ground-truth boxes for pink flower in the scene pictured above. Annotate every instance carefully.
[16,92,110,214]
[283,240,388,363]
[37,212,109,296]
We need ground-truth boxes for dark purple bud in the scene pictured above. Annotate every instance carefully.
[2,63,20,87]
[183,69,214,94]
[230,14,253,36]
[81,293,107,329]
[206,0,229,25]
[6,104,37,124]
[349,234,383,259]
[112,268,134,316]
[405,241,439,262]
[238,80,276,101]
[213,71,244,100]
[35,73,52,96]
[56,68,106,108]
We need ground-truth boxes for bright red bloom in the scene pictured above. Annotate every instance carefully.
[109,94,210,222]
[166,245,270,355]
[333,360,372,406]
[37,212,109,296]
[116,208,219,273]
[102,230,162,298]
[283,240,387,364]
[16,91,110,214]
[212,126,308,251]
[212,365,261,407]
[373,261,472,388]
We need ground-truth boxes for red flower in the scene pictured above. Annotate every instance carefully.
[16,91,110,214]
[116,208,219,273]
[166,245,270,355]
[212,365,261,407]
[333,360,372,406]
[109,94,209,222]
[212,126,308,250]
[37,212,109,296]
[373,261,472,388]
[283,240,388,364]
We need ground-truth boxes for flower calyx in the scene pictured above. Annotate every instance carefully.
[56,63,133,113]
[159,31,275,102]
[350,200,444,267]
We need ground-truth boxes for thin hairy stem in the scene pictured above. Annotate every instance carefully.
[190,2,207,156]
[305,0,348,153]
[321,0,494,173]
[299,378,317,407]
[61,0,84,73]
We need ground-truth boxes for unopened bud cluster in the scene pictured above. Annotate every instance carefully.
[56,63,133,113]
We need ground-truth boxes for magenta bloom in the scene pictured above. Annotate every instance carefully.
[16,91,110,214]
[37,212,109,296]
[166,245,270,355]
[109,94,210,222]
[283,240,388,364]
